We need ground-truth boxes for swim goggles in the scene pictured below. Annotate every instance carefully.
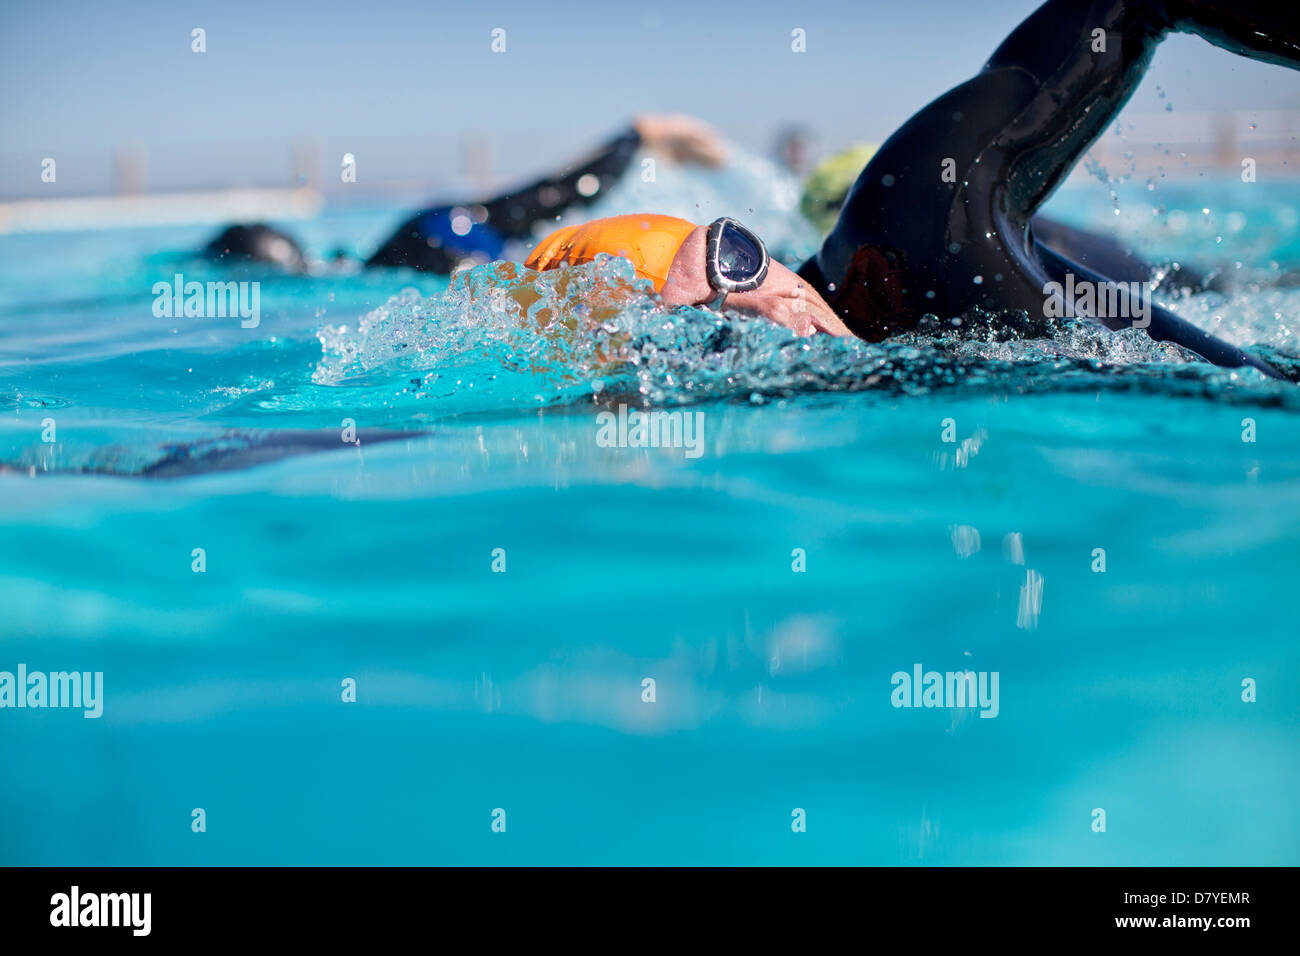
[705,217,770,310]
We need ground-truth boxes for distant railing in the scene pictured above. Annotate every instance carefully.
[1076,108,1300,179]
[3,111,1296,229]
[0,188,322,234]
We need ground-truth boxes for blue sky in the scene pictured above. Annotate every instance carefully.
[2,0,1297,197]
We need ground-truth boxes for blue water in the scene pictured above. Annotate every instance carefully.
[1,159,1298,865]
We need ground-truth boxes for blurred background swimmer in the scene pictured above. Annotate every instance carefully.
[202,116,727,275]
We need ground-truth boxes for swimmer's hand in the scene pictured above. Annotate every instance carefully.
[662,226,853,337]
[724,263,853,337]
[633,115,728,168]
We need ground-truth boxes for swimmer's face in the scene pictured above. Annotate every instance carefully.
[661,226,853,337]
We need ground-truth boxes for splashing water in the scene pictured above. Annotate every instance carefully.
[315,254,877,408]
[314,248,1300,425]
[306,153,1300,424]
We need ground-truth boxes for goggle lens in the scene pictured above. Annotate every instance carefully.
[717,224,764,282]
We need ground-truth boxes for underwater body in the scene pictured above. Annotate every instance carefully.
[1,153,1297,865]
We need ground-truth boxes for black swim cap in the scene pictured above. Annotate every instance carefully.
[204,223,307,271]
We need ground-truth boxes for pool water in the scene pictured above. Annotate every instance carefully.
[1,158,1297,865]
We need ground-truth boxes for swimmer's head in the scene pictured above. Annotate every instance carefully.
[414,206,504,269]
[773,125,813,176]
[800,143,878,235]
[525,213,852,337]
[365,205,505,274]
[204,223,307,272]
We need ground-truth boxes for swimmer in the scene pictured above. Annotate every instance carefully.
[200,116,726,275]
[204,223,309,271]
[526,0,1297,377]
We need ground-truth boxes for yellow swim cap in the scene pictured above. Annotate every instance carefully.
[525,214,697,291]
[801,143,879,235]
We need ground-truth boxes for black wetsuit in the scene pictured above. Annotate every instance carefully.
[800,0,1299,377]
[365,128,643,273]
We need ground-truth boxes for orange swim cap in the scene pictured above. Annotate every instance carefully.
[524,214,697,292]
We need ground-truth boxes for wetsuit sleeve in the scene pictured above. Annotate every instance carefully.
[481,127,642,239]
[981,0,1300,230]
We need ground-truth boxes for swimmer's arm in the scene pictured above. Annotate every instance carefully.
[482,127,644,238]
[483,117,727,239]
